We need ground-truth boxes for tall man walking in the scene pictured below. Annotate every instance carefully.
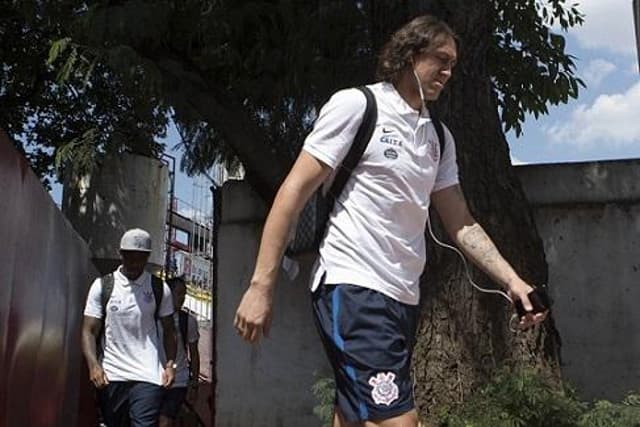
[235,15,546,427]
[82,228,177,427]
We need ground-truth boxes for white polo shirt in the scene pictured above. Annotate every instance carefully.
[84,268,174,385]
[304,82,459,305]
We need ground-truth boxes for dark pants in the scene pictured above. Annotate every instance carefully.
[98,381,164,427]
[159,387,188,419]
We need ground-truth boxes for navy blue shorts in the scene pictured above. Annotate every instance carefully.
[98,381,163,427]
[311,283,419,422]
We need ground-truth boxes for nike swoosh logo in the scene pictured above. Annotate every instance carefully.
[382,127,394,133]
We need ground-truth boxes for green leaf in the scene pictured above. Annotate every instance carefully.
[47,37,72,65]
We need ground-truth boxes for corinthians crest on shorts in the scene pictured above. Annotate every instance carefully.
[368,372,400,406]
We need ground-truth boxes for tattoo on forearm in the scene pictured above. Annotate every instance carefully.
[459,224,500,268]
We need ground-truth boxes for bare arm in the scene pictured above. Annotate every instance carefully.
[431,185,521,287]
[431,185,546,326]
[234,151,332,343]
[81,315,109,388]
[188,340,200,384]
[188,340,200,381]
[186,339,201,402]
[160,315,177,387]
[251,152,332,290]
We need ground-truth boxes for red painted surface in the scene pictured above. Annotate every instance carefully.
[0,130,98,427]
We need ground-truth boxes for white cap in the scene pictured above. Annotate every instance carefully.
[119,228,152,252]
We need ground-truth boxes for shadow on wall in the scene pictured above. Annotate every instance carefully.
[62,151,169,275]
[0,129,99,427]
[63,156,126,275]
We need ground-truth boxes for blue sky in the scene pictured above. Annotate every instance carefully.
[508,0,640,164]
[50,1,639,204]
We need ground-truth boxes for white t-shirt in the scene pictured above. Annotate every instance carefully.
[304,82,459,305]
[84,268,174,385]
[159,311,200,388]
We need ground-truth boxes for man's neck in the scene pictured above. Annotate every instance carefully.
[393,71,423,112]
[119,266,144,282]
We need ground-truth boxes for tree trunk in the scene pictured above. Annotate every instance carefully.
[185,86,290,202]
[153,57,291,202]
[405,0,562,419]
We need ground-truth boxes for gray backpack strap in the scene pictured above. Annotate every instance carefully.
[151,275,165,319]
[429,109,446,163]
[178,310,189,357]
[100,273,115,317]
[97,273,115,358]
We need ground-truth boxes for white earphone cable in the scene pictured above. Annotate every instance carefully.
[414,63,521,331]
[426,214,513,304]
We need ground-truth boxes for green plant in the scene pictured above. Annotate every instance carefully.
[438,367,585,427]
[312,367,640,426]
[312,375,335,427]
[578,394,640,427]
[438,367,640,427]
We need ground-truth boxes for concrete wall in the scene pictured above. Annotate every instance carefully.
[62,152,169,274]
[0,130,99,427]
[216,159,640,425]
[216,181,331,427]
[516,159,640,401]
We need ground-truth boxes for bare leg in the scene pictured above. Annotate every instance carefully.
[365,409,419,427]
[158,414,173,427]
[333,407,355,427]
[333,407,419,427]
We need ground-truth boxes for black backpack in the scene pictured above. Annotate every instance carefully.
[286,86,377,255]
[287,86,447,255]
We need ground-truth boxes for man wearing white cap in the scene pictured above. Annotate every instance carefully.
[82,228,177,427]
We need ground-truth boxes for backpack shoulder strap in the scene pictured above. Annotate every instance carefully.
[151,275,165,319]
[178,310,189,353]
[429,109,446,163]
[327,85,378,200]
[97,273,115,357]
[100,273,115,317]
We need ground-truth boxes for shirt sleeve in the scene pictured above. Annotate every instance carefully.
[83,277,103,319]
[158,282,175,318]
[302,87,368,169]
[187,314,200,343]
[433,123,460,192]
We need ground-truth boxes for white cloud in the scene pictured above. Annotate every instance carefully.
[510,155,527,165]
[568,0,637,55]
[546,81,640,147]
[582,58,617,86]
